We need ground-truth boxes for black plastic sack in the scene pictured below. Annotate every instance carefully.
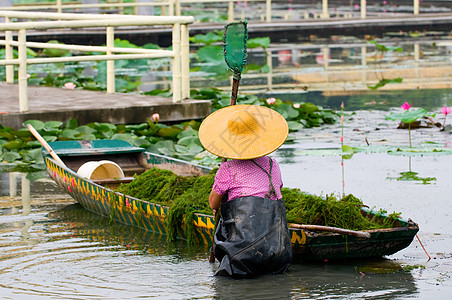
[214,196,293,278]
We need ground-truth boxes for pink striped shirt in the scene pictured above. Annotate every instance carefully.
[213,156,283,201]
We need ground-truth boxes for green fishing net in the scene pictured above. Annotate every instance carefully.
[223,20,248,76]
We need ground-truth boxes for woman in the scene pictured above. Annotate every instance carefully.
[199,104,293,278]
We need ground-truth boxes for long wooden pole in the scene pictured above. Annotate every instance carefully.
[26,124,67,167]
[289,223,371,239]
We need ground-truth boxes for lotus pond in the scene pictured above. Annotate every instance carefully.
[1,20,452,299]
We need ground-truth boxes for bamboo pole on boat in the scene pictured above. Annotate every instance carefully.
[289,223,371,239]
[27,124,67,167]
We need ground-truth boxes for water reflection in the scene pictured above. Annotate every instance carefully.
[262,88,452,111]
[387,156,437,185]
[213,259,417,299]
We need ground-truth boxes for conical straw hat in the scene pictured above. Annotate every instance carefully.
[199,105,288,160]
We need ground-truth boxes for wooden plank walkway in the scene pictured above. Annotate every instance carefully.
[0,83,211,129]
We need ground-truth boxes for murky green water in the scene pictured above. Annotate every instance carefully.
[1,92,451,298]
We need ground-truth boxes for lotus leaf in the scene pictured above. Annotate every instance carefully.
[190,32,223,45]
[143,43,161,50]
[43,136,57,143]
[368,40,403,52]
[287,121,304,131]
[132,138,151,148]
[194,150,217,160]
[126,123,148,132]
[0,131,15,141]
[197,46,224,63]
[386,108,435,124]
[59,129,79,140]
[76,133,97,140]
[177,136,202,147]
[192,155,220,167]
[154,140,176,156]
[342,145,354,159]
[247,37,270,49]
[42,40,70,57]
[180,119,200,130]
[3,151,21,163]
[145,122,161,136]
[65,118,78,129]
[27,141,43,148]
[157,127,182,138]
[190,87,223,100]
[111,133,136,145]
[368,78,403,90]
[22,148,44,163]
[3,140,23,150]
[299,103,319,114]
[43,128,62,136]
[144,88,171,96]
[44,121,63,129]
[94,122,117,132]
[76,125,97,134]
[277,103,299,120]
[177,129,199,139]
[24,120,45,131]
[245,63,268,73]
[13,128,32,138]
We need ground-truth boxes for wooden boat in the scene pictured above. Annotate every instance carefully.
[42,139,419,261]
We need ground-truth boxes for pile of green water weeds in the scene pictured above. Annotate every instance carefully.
[116,168,217,244]
[116,168,400,244]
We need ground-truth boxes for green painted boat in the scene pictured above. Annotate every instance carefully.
[43,140,419,261]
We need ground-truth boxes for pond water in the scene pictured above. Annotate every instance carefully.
[2,2,452,298]
[1,90,451,299]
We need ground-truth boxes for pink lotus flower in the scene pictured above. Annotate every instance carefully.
[152,113,160,123]
[63,82,76,90]
[441,107,452,116]
[293,103,300,108]
[401,102,412,110]
[266,97,276,105]
[441,107,452,128]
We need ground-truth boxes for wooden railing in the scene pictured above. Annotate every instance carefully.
[0,10,193,112]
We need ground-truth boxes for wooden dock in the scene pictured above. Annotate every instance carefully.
[13,13,452,46]
[0,83,211,129]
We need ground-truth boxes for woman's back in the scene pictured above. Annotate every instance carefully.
[213,156,283,201]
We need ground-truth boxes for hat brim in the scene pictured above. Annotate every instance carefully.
[199,105,288,160]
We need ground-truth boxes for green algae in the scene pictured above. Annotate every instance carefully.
[116,168,400,244]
